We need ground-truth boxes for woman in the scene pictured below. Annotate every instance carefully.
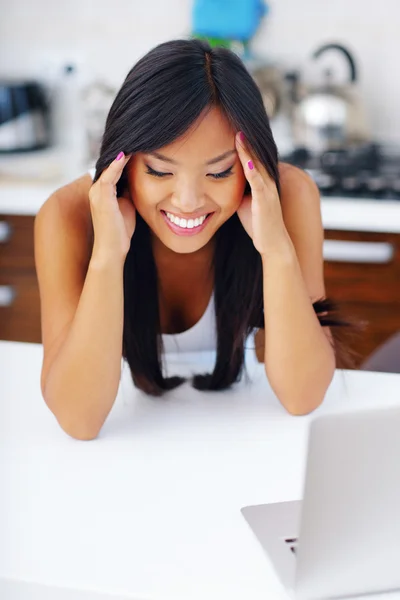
[34,38,347,440]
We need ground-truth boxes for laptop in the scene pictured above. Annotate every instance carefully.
[0,578,138,600]
[241,406,400,600]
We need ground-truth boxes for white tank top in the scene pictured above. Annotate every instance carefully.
[88,168,217,353]
[162,293,217,353]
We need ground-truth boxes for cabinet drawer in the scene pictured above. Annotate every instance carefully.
[324,261,400,304]
[0,270,41,343]
[324,229,400,366]
[324,230,400,304]
[0,214,36,270]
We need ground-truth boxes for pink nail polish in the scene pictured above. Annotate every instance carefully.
[116,152,124,161]
[239,131,245,142]
[248,160,254,170]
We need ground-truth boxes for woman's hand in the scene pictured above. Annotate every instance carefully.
[89,152,136,263]
[235,132,292,258]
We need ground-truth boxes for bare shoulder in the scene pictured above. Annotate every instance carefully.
[38,172,93,226]
[277,161,322,233]
[278,162,320,207]
[35,173,94,259]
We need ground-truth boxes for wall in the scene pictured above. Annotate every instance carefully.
[252,0,400,143]
[1,0,399,142]
[0,0,191,87]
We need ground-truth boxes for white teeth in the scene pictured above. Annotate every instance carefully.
[165,212,208,229]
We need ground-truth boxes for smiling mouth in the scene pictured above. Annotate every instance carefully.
[160,210,214,236]
[161,211,212,230]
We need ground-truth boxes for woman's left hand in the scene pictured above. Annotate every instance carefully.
[235,132,292,258]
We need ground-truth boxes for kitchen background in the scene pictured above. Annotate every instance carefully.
[1,0,400,370]
[2,0,400,142]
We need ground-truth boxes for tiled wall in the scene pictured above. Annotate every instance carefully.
[1,0,399,142]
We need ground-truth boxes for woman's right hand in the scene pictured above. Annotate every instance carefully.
[89,152,136,263]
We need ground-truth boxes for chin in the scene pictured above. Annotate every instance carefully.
[157,232,214,254]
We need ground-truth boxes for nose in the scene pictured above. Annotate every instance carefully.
[170,179,207,214]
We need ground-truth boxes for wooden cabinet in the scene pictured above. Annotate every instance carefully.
[0,214,41,343]
[324,229,400,367]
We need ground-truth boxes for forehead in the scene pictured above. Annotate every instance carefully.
[155,107,235,161]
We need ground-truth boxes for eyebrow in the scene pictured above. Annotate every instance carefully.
[148,149,236,166]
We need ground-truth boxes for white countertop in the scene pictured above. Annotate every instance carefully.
[319,196,400,234]
[1,340,400,600]
[1,175,400,233]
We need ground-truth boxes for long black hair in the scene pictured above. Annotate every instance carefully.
[94,38,352,396]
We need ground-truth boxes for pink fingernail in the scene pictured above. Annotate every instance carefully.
[248,160,254,170]
[239,131,245,142]
[116,152,124,161]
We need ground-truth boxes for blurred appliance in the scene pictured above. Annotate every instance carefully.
[287,43,370,153]
[251,62,286,119]
[283,143,400,201]
[0,80,51,153]
[82,80,116,164]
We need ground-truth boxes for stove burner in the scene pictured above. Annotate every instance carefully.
[283,144,400,200]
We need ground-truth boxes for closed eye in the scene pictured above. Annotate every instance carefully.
[145,164,234,179]
[208,166,234,179]
[145,165,171,178]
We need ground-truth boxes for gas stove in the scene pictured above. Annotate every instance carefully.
[282,144,400,201]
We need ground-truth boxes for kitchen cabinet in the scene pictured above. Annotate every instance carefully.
[324,229,400,367]
[0,213,41,343]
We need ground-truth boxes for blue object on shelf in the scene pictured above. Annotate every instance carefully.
[192,0,268,42]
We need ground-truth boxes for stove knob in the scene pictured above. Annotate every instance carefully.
[342,175,361,191]
[365,175,387,192]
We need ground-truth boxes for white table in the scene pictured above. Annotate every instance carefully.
[1,341,400,600]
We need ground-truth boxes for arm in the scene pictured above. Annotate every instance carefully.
[258,164,335,415]
[34,164,131,440]
[235,132,335,415]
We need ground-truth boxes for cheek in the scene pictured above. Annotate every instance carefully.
[129,173,162,215]
[216,174,247,212]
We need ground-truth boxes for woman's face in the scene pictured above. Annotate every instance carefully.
[126,107,247,254]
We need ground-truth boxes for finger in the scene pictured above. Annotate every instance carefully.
[235,132,262,171]
[100,152,132,186]
[235,133,265,197]
[235,132,275,190]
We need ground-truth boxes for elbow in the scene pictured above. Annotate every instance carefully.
[66,430,99,441]
[270,376,331,417]
[267,352,335,417]
[275,384,329,416]
[283,398,324,416]
[41,375,102,441]
[57,416,101,441]
[42,386,101,441]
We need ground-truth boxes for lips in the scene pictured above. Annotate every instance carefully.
[161,210,213,237]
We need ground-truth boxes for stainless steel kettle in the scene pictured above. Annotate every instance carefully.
[289,43,370,153]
